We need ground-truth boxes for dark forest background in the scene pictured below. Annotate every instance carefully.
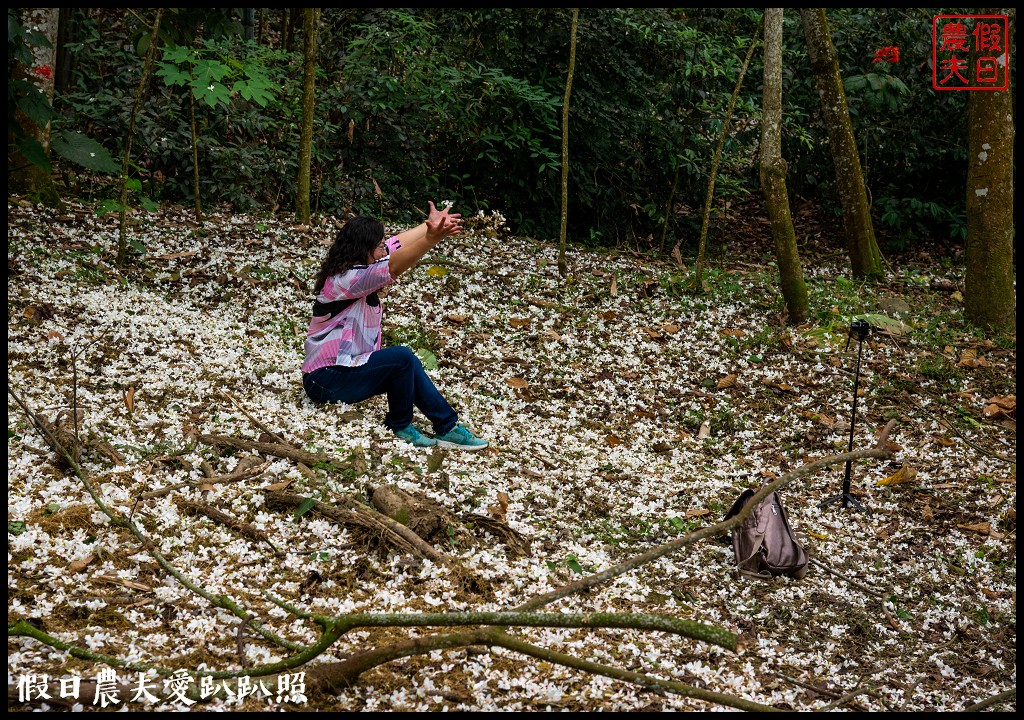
[10,8,1008,252]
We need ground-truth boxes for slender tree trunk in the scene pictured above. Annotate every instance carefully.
[9,8,61,207]
[189,91,203,225]
[116,9,163,266]
[689,15,763,293]
[760,9,808,325]
[557,8,580,278]
[965,8,1015,331]
[243,8,255,41]
[800,8,883,279]
[296,8,320,224]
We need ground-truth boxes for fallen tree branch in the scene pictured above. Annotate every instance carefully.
[174,497,282,555]
[218,390,316,478]
[518,420,898,612]
[808,558,887,600]
[265,490,448,564]
[292,422,901,696]
[141,455,271,499]
[198,433,338,466]
[7,384,305,656]
[962,687,1015,712]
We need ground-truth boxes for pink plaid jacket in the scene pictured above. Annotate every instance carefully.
[301,236,401,372]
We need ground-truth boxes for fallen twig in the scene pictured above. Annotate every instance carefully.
[174,497,282,555]
[141,455,271,499]
[198,433,339,466]
[266,490,448,564]
[962,687,1015,712]
[808,558,887,600]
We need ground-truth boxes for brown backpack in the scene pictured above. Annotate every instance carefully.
[724,486,809,580]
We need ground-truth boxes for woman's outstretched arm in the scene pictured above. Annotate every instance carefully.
[388,201,463,278]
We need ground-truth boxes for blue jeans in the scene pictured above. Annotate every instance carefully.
[303,346,458,435]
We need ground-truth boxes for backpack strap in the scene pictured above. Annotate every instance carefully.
[735,534,773,580]
[312,293,378,319]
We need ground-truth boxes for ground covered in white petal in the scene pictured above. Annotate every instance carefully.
[7,199,1016,712]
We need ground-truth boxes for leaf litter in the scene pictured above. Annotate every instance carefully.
[6,198,1016,712]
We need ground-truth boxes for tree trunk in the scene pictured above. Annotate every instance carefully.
[115,9,163,266]
[760,9,809,325]
[296,8,321,224]
[965,8,1015,331]
[800,8,884,280]
[689,15,763,293]
[189,91,203,225]
[8,8,61,206]
[557,9,580,278]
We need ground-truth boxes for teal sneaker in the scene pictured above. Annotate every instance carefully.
[434,424,489,451]
[394,425,437,448]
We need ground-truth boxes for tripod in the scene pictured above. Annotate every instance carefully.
[819,319,871,514]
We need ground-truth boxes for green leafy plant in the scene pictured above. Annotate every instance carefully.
[7,11,117,176]
[547,553,589,574]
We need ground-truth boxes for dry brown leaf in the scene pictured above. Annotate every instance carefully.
[643,327,664,340]
[719,328,746,338]
[509,317,531,328]
[93,574,153,592]
[154,250,199,260]
[876,464,918,487]
[716,373,737,389]
[662,324,681,334]
[123,385,136,413]
[506,377,528,389]
[610,275,618,297]
[347,118,355,141]
[957,348,978,367]
[599,310,618,321]
[68,554,95,573]
[801,410,835,427]
[671,244,685,268]
[446,314,468,324]
[372,177,383,196]
[934,436,956,447]
[957,521,1004,539]
[698,421,710,439]
[264,478,295,492]
[198,482,215,493]
[497,491,510,511]
[605,434,622,447]
[685,508,710,518]
[983,395,1016,418]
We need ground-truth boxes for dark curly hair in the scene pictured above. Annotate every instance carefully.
[312,216,385,294]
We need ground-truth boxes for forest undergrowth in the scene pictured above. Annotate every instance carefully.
[7,197,1016,711]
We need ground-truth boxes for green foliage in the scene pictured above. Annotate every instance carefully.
[156,40,278,109]
[779,8,972,244]
[7,10,117,175]
[31,8,981,253]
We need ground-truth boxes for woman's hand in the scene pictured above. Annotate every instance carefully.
[425,201,463,242]
[388,202,464,278]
